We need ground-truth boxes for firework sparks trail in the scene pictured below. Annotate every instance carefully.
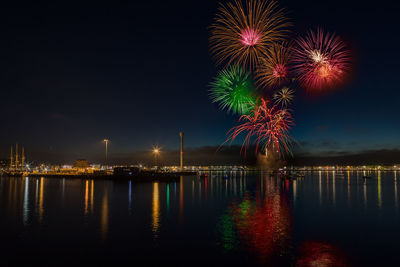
[220,98,294,157]
[209,0,290,69]
[209,66,256,115]
[292,28,351,91]
[256,42,292,88]
[273,87,294,107]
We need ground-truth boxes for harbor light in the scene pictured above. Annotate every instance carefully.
[153,146,160,167]
[103,139,109,166]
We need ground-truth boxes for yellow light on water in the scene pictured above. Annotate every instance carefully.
[152,182,160,237]
[84,180,89,216]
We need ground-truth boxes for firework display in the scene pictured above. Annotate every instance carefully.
[222,98,294,156]
[255,42,292,88]
[273,87,294,107]
[209,66,256,115]
[209,0,352,159]
[209,0,290,69]
[292,28,351,91]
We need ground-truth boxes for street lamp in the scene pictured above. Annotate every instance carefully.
[103,139,109,166]
[153,147,160,168]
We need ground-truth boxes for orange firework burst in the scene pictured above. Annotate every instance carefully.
[209,0,290,69]
[255,42,292,88]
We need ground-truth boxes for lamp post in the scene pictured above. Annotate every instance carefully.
[103,139,109,166]
[179,132,184,171]
[153,147,160,168]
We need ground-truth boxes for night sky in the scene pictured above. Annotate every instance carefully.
[0,0,399,165]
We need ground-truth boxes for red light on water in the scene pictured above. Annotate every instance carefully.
[296,241,349,267]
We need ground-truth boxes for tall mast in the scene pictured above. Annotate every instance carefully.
[180,132,184,171]
[21,147,25,171]
[15,143,18,171]
[10,146,13,170]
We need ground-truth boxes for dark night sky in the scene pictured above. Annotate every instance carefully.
[0,0,399,165]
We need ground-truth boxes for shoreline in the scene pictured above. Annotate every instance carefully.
[0,171,197,182]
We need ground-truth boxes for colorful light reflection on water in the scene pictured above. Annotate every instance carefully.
[217,176,292,264]
[296,241,349,267]
[0,171,399,266]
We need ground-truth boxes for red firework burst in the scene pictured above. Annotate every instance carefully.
[256,42,292,88]
[209,0,290,69]
[292,28,351,91]
[221,98,294,156]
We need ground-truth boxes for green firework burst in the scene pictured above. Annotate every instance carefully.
[209,66,256,115]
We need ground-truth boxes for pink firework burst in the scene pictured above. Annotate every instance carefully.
[220,98,294,157]
[292,28,351,91]
[240,28,262,46]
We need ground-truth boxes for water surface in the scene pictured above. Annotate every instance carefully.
[0,171,399,266]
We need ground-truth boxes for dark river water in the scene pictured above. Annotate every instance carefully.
[0,171,399,266]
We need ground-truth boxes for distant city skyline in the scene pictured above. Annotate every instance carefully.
[0,0,398,163]
[1,143,400,166]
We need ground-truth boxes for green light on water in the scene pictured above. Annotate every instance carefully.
[239,199,251,216]
[217,213,238,252]
[166,184,170,213]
